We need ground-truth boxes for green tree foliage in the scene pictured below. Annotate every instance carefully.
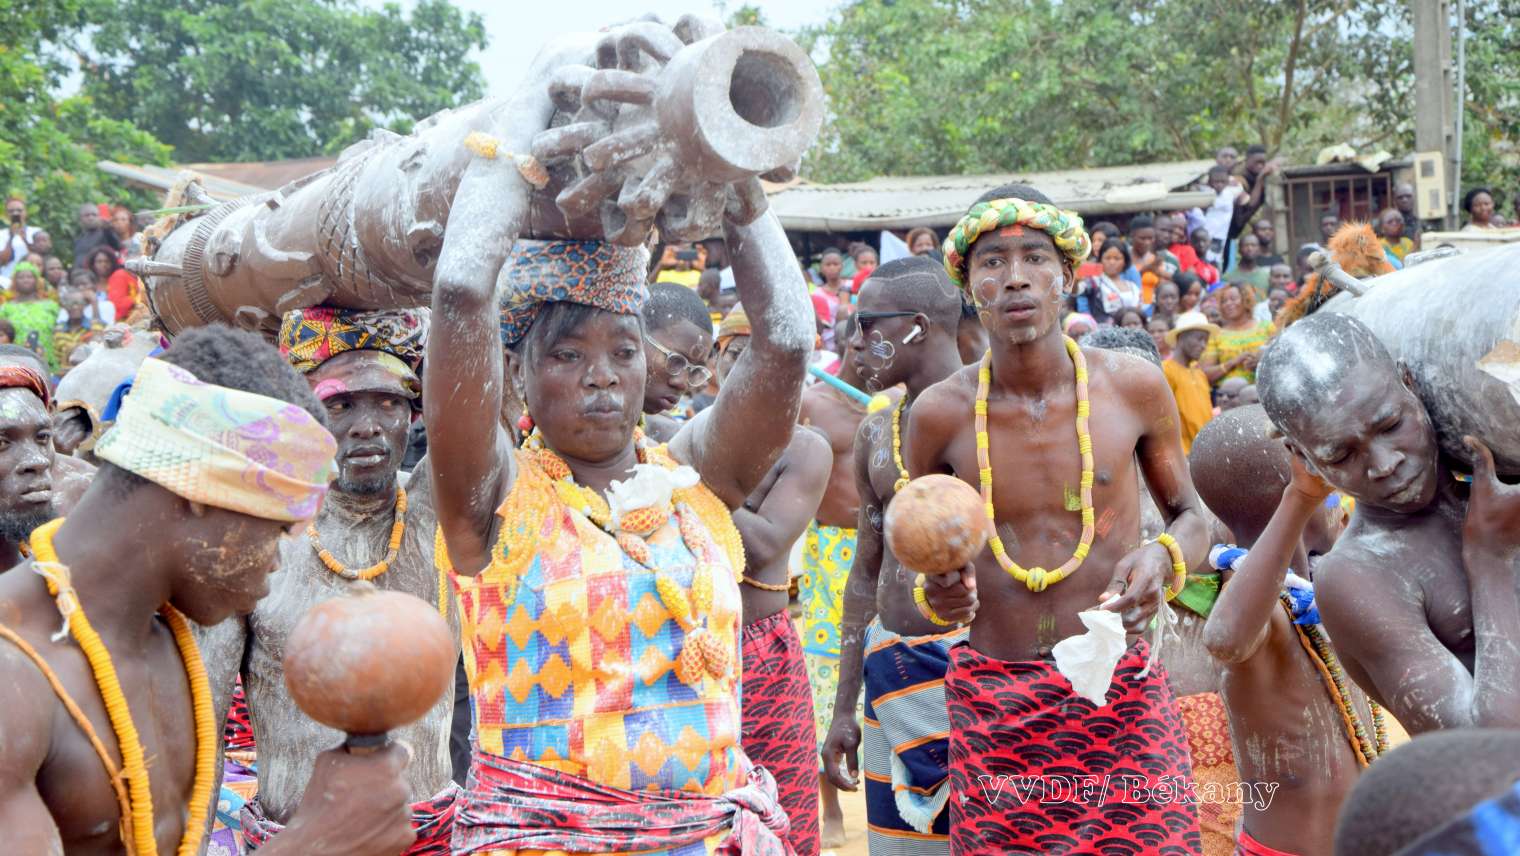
[1,1,171,251]
[797,0,1514,196]
[1457,0,1520,207]
[81,0,488,163]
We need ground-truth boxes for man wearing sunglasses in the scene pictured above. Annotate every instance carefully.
[821,256,970,854]
[640,282,716,442]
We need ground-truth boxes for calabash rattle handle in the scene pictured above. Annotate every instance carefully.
[343,732,390,755]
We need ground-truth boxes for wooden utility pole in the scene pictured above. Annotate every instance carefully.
[1411,0,1457,228]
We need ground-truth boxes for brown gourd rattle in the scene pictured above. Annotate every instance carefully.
[283,584,456,753]
[884,474,991,575]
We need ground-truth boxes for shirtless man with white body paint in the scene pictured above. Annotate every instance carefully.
[1257,311,1520,735]
[199,309,457,846]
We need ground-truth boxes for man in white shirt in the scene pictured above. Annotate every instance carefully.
[0,197,41,279]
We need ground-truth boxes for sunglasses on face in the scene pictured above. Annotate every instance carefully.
[645,335,713,387]
[852,310,916,331]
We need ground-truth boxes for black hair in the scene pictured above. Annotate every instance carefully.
[858,256,963,331]
[1245,143,1268,157]
[1296,243,1321,262]
[88,246,121,275]
[645,281,713,336]
[0,343,46,376]
[1089,221,1121,239]
[1208,165,1231,179]
[973,183,1054,206]
[960,293,979,320]
[1320,209,1340,222]
[1155,279,1181,297]
[1335,729,1520,856]
[1079,326,1162,368]
[1128,214,1154,233]
[70,267,98,285]
[98,324,329,499]
[819,247,843,261]
[1463,187,1493,214]
[1174,271,1202,293]
[1098,238,1132,269]
[1116,307,1147,328]
[1188,404,1287,543]
[0,320,14,345]
[160,325,325,423]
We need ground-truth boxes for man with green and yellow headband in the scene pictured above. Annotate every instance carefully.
[906,184,1211,854]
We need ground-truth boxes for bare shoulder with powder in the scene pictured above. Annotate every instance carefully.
[1314,517,1477,732]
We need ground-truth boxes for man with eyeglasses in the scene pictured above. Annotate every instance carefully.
[639,282,716,442]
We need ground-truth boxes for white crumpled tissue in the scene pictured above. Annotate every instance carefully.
[1051,609,1129,706]
[607,463,701,529]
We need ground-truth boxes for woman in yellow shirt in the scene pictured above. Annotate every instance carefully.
[1201,283,1274,386]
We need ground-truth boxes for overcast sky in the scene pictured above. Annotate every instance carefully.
[365,0,837,98]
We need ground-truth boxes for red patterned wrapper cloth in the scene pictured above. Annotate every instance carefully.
[240,783,460,855]
[740,609,819,856]
[452,749,793,854]
[945,639,1202,855]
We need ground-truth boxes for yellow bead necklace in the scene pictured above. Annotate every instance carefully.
[30,517,217,856]
[976,337,1096,592]
[309,486,407,581]
[890,394,911,493]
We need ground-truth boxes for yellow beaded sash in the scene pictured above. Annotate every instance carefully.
[30,518,218,856]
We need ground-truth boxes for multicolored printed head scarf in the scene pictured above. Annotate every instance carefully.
[716,304,751,354]
[279,306,427,406]
[499,239,650,348]
[942,198,1091,289]
[278,306,429,372]
[95,358,337,522]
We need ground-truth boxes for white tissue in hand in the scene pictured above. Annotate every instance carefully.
[1052,610,1129,706]
[607,463,700,529]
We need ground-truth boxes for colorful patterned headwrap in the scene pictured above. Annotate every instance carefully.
[0,364,51,410]
[716,304,751,354]
[499,240,650,348]
[95,358,337,523]
[942,198,1091,289]
[278,306,429,373]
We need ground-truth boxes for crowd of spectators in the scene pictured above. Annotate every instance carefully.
[0,198,146,377]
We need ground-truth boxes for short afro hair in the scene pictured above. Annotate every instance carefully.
[1335,729,1520,856]
[1079,326,1162,368]
[645,281,714,336]
[856,256,963,332]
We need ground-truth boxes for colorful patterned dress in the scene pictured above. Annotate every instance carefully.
[798,522,858,761]
[447,440,784,855]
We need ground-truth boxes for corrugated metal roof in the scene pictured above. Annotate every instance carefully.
[768,159,1216,231]
[103,155,1215,232]
[97,160,269,201]
[184,156,336,190]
